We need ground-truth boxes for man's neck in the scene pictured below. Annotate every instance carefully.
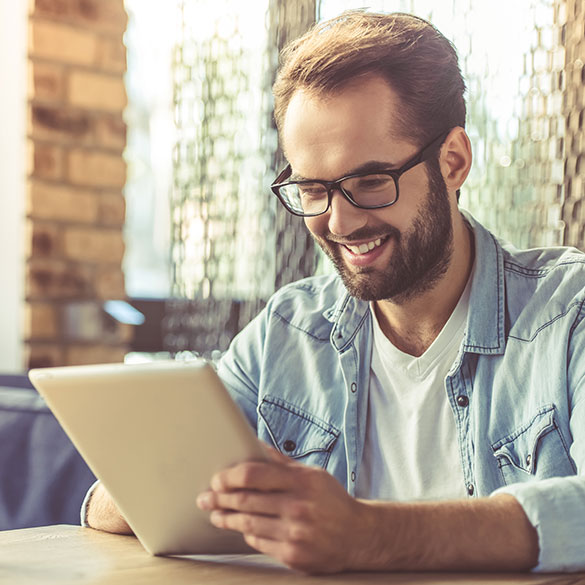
[373,215,474,357]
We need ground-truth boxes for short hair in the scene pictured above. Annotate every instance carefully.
[273,10,466,146]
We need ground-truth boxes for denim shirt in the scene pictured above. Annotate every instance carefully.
[217,213,585,573]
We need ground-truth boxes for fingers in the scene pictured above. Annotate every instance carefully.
[212,512,325,574]
[198,489,284,516]
[210,460,296,492]
[262,443,291,463]
[209,510,285,540]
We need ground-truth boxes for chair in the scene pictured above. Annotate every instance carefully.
[0,375,96,529]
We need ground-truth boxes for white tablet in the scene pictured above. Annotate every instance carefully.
[28,360,267,555]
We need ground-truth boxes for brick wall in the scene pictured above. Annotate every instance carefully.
[25,0,131,367]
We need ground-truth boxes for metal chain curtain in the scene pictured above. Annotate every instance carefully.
[561,0,585,249]
[164,0,316,356]
[165,0,583,356]
[319,0,568,248]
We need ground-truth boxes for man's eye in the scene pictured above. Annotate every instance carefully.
[356,175,393,190]
[299,183,327,197]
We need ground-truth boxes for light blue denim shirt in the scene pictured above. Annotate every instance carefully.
[217,213,585,572]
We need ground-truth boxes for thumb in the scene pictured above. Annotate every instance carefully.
[261,442,293,464]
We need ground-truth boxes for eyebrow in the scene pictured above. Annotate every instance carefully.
[289,160,397,182]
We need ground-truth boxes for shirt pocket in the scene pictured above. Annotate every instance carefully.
[258,395,340,469]
[491,404,576,485]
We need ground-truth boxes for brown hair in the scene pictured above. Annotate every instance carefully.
[273,10,466,146]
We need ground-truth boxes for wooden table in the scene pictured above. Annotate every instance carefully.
[0,525,584,585]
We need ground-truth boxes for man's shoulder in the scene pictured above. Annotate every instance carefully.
[497,240,585,339]
[501,240,585,288]
[265,274,351,338]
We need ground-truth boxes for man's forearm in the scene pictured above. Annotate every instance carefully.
[86,482,134,535]
[356,493,539,572]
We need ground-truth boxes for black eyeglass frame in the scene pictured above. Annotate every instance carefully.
[270,129,451,217]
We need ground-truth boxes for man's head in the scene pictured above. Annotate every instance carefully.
[272,12,472,303]
[273,10,466,148]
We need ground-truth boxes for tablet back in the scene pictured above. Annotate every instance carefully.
[29,360,266,555]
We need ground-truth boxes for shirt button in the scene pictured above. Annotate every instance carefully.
[457,395,469,407]
[351,471,356,482]
[467,483,475,496]
[526,454,532,468]
[350,382,357,393]
[283,440,296,452]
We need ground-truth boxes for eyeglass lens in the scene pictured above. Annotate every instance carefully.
[279,173,397,215]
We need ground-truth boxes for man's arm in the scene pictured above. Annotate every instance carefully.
[197,454,538,574]
[85,482,133,535]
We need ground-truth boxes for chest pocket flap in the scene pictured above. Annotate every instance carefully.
[492,404,575,477]
[258,396,340,468]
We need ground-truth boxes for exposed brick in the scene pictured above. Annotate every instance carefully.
[24,302,59,339]
[29,61,65,102]
[30,104,93,144]
[68,70,127,112]
[28,220,62,258]
[98,192,125,226]
[95,266,126,298]
[28,141,64,180]
[29,19,97,66]
[28,181,99,223]
[26,342,65,369]
[65,343,127,365]
[96,36,127,74]
[63,227,125,263]
[68,149,126,188]
[26,0,129,366]
[27,258,93,299]
[95,113,126,151]
[30,0,71,19]
[69,0,128,35]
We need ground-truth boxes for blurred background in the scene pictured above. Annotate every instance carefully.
[0,0,584,372]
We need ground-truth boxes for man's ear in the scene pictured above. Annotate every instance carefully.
[438,126,472,192]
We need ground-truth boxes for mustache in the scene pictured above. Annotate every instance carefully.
[324,225,400,244]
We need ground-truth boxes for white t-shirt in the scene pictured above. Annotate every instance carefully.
[355,281,471,501]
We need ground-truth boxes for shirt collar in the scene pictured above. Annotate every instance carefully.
[461,211,507,355]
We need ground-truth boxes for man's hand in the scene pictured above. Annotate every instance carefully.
[196,449,372,574]
[197,447,539,574]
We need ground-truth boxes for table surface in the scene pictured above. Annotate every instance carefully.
[0,525,584,585]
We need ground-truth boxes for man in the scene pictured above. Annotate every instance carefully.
[85,11,585,573]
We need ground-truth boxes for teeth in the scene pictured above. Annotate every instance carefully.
[346,238,385,255]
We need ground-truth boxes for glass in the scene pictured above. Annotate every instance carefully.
[271,130,450,217]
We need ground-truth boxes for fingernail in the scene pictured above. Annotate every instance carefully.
[197,492,213,510]
[210,510,222,526]
[211,475,222,491]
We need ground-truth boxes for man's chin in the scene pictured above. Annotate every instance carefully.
[336,267,389,301]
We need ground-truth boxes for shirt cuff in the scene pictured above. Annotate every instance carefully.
[492,475,585,572]
[80,479,101,527]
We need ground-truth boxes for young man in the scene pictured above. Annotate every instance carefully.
[86,11,585,574]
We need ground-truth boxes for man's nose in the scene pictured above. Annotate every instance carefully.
[327,189,367,237]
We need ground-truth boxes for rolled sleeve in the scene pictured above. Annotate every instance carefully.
[79,479,101,527]
[493,475,585,572]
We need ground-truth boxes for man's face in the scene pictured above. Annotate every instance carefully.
[281,76,454,303]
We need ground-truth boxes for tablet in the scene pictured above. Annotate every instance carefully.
[28,359,267,555]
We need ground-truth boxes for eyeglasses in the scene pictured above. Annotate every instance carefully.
[270,130,450,217]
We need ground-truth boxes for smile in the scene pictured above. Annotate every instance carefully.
[343,237,387,256]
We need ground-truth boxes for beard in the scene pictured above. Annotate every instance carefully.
[314,162,454,303]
